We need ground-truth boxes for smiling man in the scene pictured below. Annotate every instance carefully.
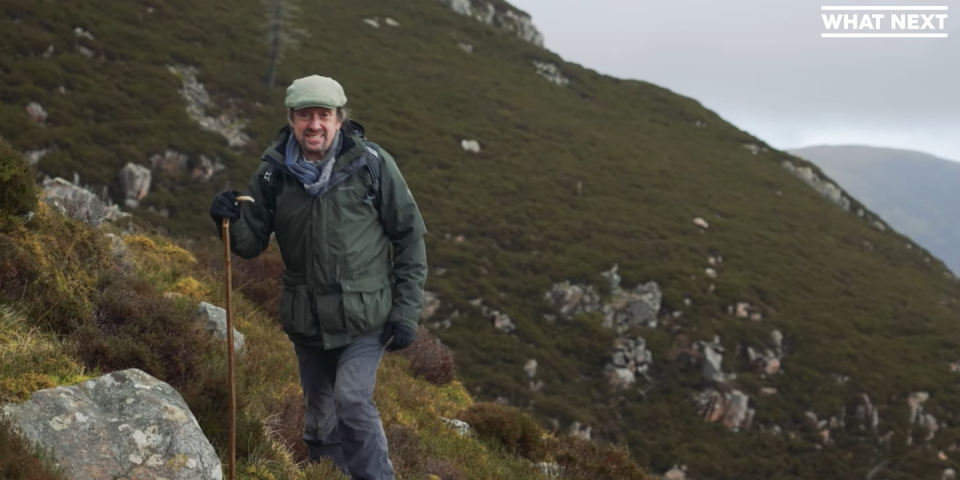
[208,75,428,480]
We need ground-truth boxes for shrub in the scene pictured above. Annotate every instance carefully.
[0,415,66,480]
[547,434,654,480]
[0,138,37,220]
[455,402,546,461]
[385,423,466,480]
[264,384,308,464]
[392,326,457,386]
[75,268,211,389]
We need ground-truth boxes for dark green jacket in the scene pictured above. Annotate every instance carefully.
[225,123,428,349]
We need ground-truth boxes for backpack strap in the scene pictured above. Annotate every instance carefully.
[362,141,382,210]
[259,165,282,215]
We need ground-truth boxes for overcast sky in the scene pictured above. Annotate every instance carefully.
[508,0,959,161]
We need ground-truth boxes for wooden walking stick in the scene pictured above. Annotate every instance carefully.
[221,195,254,480]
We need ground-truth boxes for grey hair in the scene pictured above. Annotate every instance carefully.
[287,107,350,122]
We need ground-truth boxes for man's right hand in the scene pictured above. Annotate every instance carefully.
[209,190,243,225]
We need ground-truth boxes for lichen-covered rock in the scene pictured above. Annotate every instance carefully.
[1,369,222,480]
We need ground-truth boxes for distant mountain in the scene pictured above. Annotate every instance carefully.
[788,145,960,275]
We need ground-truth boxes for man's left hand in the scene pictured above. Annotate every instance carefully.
[380,322,416,352]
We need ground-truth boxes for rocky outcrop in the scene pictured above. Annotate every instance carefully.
[461,139,481,152]
[605,336,652,388]
[119,162,151,208]
[167,65,250,148]
[26,102,47,124]
[195,302,245,355]
[782,160,851,211]
[695,388,754,431]
[1,369,222,480]
[533,61,569,86]
[436,0,544,47]
[697,336,725,382]
[42,176,130,226]
[855,393,879,431]
[908,391,939,441]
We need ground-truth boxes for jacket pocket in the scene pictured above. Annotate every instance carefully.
[341,276,393,337]
[280,285,320,338]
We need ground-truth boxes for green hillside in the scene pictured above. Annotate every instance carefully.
[4,0,960,478]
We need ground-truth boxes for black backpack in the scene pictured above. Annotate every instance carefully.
[258,134,383,216]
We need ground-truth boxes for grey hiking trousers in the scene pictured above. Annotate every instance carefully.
[294,329,394,480]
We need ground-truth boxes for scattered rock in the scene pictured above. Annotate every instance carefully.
[73,27,95,40]
[569,421,591,440]
[605,336,652,388]
[42,176,129,225]
[77,45,94,58]
[421,291,440,321]
[385,17,400,27]
[167,65,250,148]
[693,217,709,229]
[782,160,850,211]
[119,162,152,207]
[1,369,222,480]
[440,417,471,436]
[437,0,544,47]
[855,393,879,431]
[523,359,538,380]
[743,143,763,155]
[664,465,687,480]
[696,388,753,430]
[25,102,47,124]
[194,302,245,354]
[457,42,474,53]
[460,139,480,152]
[533,61,569,86]
[23,148,50,167]
[705,267,717,278]
[363,17,380,28]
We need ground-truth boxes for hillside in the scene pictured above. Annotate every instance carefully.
[788,145,960,276]
[4,0,960,479]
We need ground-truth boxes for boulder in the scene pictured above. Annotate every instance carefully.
[194,302,245,354]
[1,369,222,480]
[118,162,152,206]
[26,102,47,124]
[460,139,481,153]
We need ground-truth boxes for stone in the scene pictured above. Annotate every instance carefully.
[705,268,717,278]
[743,143,762,155]
[194,302,245,354]
[943,468,957,480]
[665,466,686,480]
[693,217,709,229]
[74,27,95,40]
[701,344,724,382]
[23,148,49,167]
[363,17,380,28]
[908,391,929,424]
[119,162,151,202]
[26,102,47,124]
[489,310,516,334]
[523,359,538,379]
[77,45,94,58]
[191,155,225,181]
[460,139,480,152]
[385,17,400,27]
[695,389,751,430]
[421,291,440,321]
[1,369,221,480]
[457,42,474,53]
[42,177,130,225]
[760,387,778,396]
[440,417,470,436]
[569,421,591,440]
[533,61,570,86]
[42,45,55,58]
[150,149,190,174]
[104,234,127,259]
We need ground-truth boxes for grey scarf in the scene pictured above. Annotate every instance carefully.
[281,130,342,196]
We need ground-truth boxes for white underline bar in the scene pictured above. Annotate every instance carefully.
[821,6,948,10]
[821,32,948,37]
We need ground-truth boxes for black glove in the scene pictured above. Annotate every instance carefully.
[210,190,242,225]
[380,322,416,352]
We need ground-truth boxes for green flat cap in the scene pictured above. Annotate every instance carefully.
[285,75,347,110]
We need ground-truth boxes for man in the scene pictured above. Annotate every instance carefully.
[208,75,427,480]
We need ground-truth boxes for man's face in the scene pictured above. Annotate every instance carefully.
[288,106,343,160]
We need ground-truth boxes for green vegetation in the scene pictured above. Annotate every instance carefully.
[0,138,654,478]
[3,0,960,478]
